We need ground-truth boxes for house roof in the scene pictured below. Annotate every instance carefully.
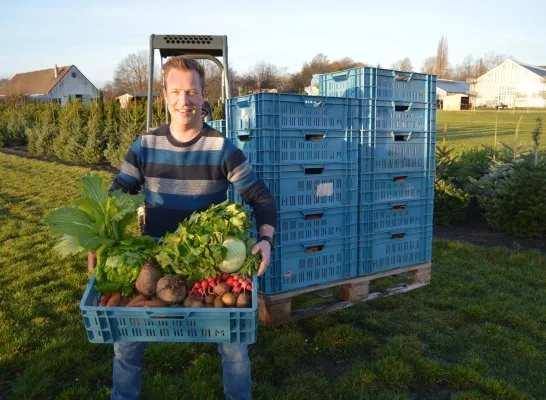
[0,65,72,96]
[515,61,546,77]
[437,79,469,94]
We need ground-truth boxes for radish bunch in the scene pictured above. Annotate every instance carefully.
[189,272,253,297]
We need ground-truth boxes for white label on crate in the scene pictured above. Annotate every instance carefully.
[316,182,334,197]
[241,109,249,123]
[284,271,292,277]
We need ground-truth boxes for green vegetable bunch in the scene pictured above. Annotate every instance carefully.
[155,200,260,282]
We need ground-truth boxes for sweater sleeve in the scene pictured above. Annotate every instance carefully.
[222,138,277,229]
[109,139,144,195]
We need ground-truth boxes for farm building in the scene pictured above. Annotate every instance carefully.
[116,92,159,108]
[436,80,470,110]
[0,65,98,105]
[470,60,546,108]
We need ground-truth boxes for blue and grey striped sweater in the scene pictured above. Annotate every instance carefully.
[110,123,277,239]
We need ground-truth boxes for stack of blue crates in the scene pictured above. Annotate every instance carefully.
[211,67,436,296]
[318,67,436,276]
[224,93,362,294]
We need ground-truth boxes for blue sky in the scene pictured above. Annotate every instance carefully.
[1,0,545,88]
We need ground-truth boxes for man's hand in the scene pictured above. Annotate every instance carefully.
[251,240,271,276]
[88,251,97,272]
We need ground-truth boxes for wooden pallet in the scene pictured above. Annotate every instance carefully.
[258,262,431,326]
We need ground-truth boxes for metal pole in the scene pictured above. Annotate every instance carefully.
[147,35,155,132]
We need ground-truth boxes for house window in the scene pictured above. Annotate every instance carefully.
[71,72,77,78]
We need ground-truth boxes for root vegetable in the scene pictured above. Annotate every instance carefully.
[183,296,199,307]
[190,300,204,308]
[136,258,163,296]
[126,294,146,307]
[98,292,112,306]
[106,292,121,307]
[204,294,217,305]
[119,296,131,307]
[214,282,230,297]
[130,299,167,308]
[214,296,225,308]
[236,292,252,308]
[156,275,187,304]
[221,293,237,307]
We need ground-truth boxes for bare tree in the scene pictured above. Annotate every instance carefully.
[421,56,436,74]
[453,54,476,81]
[435,36,449,78]
[251,61,281,89]
[391,57,413,72]
[113,50,161,94]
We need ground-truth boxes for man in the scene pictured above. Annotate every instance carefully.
[88,55,277,400]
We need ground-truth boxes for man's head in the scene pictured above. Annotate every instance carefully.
[162,56,207,132]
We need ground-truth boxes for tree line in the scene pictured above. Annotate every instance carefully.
[104,36,509,103]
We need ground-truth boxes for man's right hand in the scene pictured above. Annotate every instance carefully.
[88,251,97,272]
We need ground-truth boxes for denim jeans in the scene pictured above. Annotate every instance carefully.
[111,341,252,400]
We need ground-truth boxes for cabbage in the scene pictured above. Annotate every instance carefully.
[218,236,248,273]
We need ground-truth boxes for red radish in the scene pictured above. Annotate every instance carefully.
[201,281,209,289]
[246,278,252,285]
[221,272,230,281]
[232,286,242,294]
[226,277,234,286]
[241,282,248,289]
[233,274,240,281]
[247,284,252,291]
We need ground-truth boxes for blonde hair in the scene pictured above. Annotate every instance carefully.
[162,56,206,92]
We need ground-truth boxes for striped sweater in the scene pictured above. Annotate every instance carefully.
[110,123,277,239]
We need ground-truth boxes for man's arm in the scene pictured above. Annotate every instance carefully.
[222,140,277,275]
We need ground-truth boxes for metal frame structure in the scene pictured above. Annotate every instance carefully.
[146,34,230,131]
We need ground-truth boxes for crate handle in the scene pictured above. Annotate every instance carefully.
[392,71,412,81]
[392,175,408,182]
[304,243,325,252]
[235,98,250,108]
[304,166,325,174]
[391,232,406,239]
[392,132,412,142]
[331,70,349,79]
[394,103,411,112]
[304,100,326,109]
[237,133,251,142]
[304,212,324,220]
[392,205,406,211]
[305,134,325,142]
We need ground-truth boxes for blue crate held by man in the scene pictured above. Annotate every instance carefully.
[79,275,259,344]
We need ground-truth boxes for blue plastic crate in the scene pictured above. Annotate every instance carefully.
[227,93,362,133]
[258,236,358,294]
[358,226,433,275]
[358,198,434,235]
[79,275,258,344]
[359,131,436,174]
[238,205,359,247]
[372,100,436,133]
[319,67,436,103]
[229,129,359,166]
[360,171,435,204]
[231,164,358,211]
[207,119,226,134]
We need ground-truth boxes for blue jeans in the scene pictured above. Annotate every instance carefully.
[111,341,252,400]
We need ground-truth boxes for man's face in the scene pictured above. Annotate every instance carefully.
[163,68,204,130]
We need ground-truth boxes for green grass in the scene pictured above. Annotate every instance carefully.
[436,109,546,153]
[1,152,546,399]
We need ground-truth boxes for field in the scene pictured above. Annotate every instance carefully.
[436,109,546,152]
[1,152,546,400]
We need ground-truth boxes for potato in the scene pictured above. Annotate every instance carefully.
[221,293,236,307]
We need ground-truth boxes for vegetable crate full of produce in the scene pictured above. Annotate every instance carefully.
[46,175,264,344]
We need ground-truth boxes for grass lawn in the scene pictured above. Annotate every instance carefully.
[436,109,546,153]
[1,152,545,400]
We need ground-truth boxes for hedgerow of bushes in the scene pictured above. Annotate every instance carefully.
[434,117,546,238]
[0,92,167,169]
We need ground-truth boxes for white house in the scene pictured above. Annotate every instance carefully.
[470,60,546,108]
[0,65,99,105]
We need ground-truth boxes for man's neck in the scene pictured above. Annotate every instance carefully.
[169,123,202,143]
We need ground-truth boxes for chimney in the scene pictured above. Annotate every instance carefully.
[54,64,58,78]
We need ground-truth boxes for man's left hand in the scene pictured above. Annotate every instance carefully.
[251,240,271,276]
